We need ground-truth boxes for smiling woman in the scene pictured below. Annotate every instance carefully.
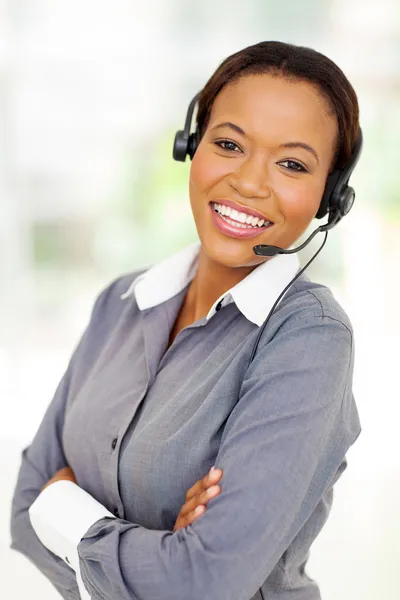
[189,65,353,270]
[11,41,362,600]
[191,74,335,265]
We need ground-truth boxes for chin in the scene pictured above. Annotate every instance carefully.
[199,234,268,269]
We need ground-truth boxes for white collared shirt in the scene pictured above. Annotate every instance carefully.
[121,241,300,326]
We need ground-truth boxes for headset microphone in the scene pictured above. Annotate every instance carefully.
[253,212,341,257]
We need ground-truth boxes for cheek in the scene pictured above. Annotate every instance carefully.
[278,181,323,225]
[189,147,229,195]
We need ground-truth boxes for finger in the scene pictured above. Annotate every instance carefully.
[192,505,206,520]
[174,504,206,531]
[179,485,221,517]
[185,468,222,501]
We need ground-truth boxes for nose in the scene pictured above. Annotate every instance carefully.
[226,155,271,200]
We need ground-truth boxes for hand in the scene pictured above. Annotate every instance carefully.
[41,466,77,492]
[173,467,223,532]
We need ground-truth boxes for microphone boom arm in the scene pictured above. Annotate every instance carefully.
[252,211,341,257]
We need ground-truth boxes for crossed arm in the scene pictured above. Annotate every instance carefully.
[10,292,360,600]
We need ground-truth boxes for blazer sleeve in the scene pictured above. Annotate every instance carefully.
[73,308,361,600]
[9,278,123,599]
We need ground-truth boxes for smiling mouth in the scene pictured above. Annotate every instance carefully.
[210,201,273,229]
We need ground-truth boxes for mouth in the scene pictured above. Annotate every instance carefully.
[212,199,273,225]
[210,201,274,240]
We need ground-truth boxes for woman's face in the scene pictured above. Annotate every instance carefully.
[189,73,338,268]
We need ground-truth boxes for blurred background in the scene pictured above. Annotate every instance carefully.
[1,0,399,598]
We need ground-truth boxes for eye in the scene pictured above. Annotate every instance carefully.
[278,159,308,173]
[214,139,242,153]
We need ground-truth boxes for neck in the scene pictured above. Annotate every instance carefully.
[184,246,258,321]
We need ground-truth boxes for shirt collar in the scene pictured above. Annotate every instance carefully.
[120,241,300,326]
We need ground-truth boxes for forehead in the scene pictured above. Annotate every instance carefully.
[209,73,337,152]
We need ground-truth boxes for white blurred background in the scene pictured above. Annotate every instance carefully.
[1,1,399,598]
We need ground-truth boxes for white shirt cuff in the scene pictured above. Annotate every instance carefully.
[29,480,116,597]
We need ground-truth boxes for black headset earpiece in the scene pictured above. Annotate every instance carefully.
[315,129,363,222]
[173,92,201,162]
[173,93,363,228]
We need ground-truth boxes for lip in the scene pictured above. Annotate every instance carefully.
[210,204,274,240]
[211,199,273,223]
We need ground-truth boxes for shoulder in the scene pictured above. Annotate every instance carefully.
[90,269,146,320]
[251,273,354,373]
[245,274,358,426]
[278,273,353,337]
[74,268,148,350]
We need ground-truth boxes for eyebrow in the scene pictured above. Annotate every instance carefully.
[210,121,246,136]
[210,121,320,165]
[279,141,320,165]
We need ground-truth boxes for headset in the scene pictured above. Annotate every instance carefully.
[173,91,363,362]
[173,91,363,236]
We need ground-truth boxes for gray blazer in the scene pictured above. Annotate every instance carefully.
[10,267,361,600]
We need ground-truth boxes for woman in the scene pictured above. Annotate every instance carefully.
[10,41,362,600]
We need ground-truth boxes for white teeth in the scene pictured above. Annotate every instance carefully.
[212,203,271,228]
